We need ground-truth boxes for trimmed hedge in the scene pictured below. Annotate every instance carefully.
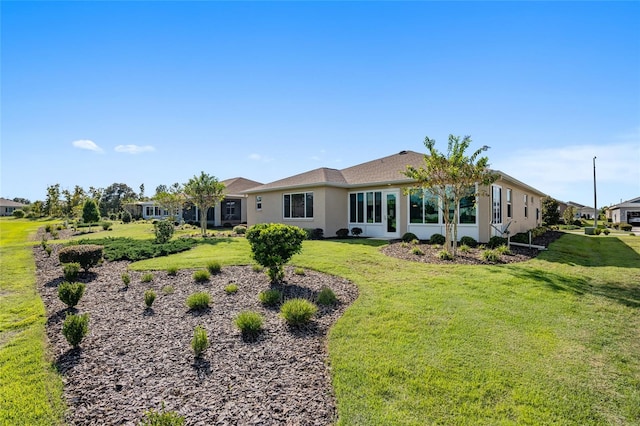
[76,237,196,262]
[59,244,103,272]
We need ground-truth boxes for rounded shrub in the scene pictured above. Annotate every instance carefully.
[487,236,508,249]
[224,283,238,294]
[459,236,478,248]
[351,227,363,237]
[335,228,349,238]
[58,244,103,272]
[191,325,209,357]
[206,260,222,274]
[245,223,306,283]
[429,234,446,245]
[154,219,175,244]
[186,291,211,310]
[101,221,113,231]
[316,286,338,306]
[58,282,86,308]
[121,209,132,224]
[62,262,81,282]
[12,209,25,218]
[62,312,89,348]
[280,298,318,326]
[144,290,156,308]
[258,289,282,307]
[234,311,264,338]
[401,232,418,243]
[233,225,247,235]
[193,269,211,283]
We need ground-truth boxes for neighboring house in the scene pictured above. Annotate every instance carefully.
[124,177,262,226]
[606,196,640,225]
[0,198,26,216]
[566,201,596,220]
[243,150,545,242]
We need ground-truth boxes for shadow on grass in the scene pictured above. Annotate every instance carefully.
[539,233,640,268]
[506,267,640,309]
[197,237,236,246]
[323,238,389,248]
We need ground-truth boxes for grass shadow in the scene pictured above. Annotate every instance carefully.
[539,233,640,268]
[324,238,389,247]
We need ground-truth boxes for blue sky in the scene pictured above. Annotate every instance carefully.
[2,1,639,207]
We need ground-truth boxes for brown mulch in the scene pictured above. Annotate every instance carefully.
[35,244,358,426]
[381,231,565,265]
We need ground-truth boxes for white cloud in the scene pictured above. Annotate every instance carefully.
[248,153,274,163]
[114,145,156,154]
[72,139,103,153]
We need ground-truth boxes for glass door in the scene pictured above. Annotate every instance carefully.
[384,191,400,238]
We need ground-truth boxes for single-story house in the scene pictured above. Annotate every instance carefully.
[606,196,640,225]
[125,177,262,226]
[243,150,546,243]
[0,198,27,216]
[565,201,596,220]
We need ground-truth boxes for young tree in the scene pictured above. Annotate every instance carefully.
[541,196,561,225]
[154,182,184,222]
[403,135,499,257]
[563,205,577,225]
[245,223,307,283]
[183,172,226,236]
[44,184,62,217]
[100,183,137,217]
[82,199,100,230]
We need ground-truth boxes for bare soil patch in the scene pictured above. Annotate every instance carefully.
[36,244,357,425]
[381,231,564,265]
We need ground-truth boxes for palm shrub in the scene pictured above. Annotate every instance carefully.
[317,286,337,306]
[62,312,89,348]
[186,292,210,310]
[258,289,282,307]
[245,223,306,283]
[191,326,208,357]
[280,298,318,326]
[144,290,156,308]
[234,311,263,338]
[58,282,86,308]
[62,262,81,281]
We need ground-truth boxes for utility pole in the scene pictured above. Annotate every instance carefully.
[593,156,598,229]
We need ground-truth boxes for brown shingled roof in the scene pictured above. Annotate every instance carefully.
[222,177,263,195]
[244,150,426,193]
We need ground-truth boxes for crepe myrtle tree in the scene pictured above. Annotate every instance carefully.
[403,134,499,257]
[246,223,307,283]
[183,172,226,237]
[154,182,184,223]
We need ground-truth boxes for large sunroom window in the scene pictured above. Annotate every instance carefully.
[349,191,382,223]
[410,187,476,225]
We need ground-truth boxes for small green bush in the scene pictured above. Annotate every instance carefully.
[317,286,338,306]
[234,311,263,337]
[401,232,418,243]
[58,244,103,272]
[304,228,324,240]
[496,245,512,255]
[45,224,53,233]
[280,298,318,326]
[140,404,185,426]
[429,234,446,245]
[482,249,501,263]
[121,273,131,286]
[437,250,453,260]
[224,283,238,294]
[459,244,471,253]
[252,264,263,273]
[166,266,179,276]
[141,273,154,283]
[121,210,132,224]
[335,228,349,238]
[12,209,25,218]
[186,292,211,310]
[459,236,478,248]
[487,236,507,249]
[45,246,52,257]
[162,285,175,295]
[58,282,86,308]
[233,225,247,235]
[144,290,156,308]
[603,229,610,235]
[62,312,89,348]
[206,260,221,274]
[258,289,282,306]
[411,246,424,256]
[193,269,211,283]
[191,326,208,357]
[294,267,306,275]
[621,224,633,232]
[62,263,81,282]
[154,219,175,244]
[101,221,113,231]
[351,227,363,237]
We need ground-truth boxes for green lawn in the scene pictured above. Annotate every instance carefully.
[2,218,639,425]
[0,218,65,425]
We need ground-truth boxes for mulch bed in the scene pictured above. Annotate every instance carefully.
[35,243,358,425]
[381,231,565,265]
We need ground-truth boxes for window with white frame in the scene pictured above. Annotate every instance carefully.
[410,189,438,224]
[492,185,502,224]
[283,192,313,219]
[350,191,382,223]
[506,189,512,218]
[524,194,528,218]
[256,196,262,211]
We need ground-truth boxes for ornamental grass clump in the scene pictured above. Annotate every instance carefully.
[258,289,282,307]
[191,326,209,357]
[280,298,318,326]
[186,292,211,310]
[166,265,179,276]
[438,250,453,260]
[57,282,86,309]
[141,273,154,283]
[193,269,210,283]
[316,286,338,306]
[144,290,156,309]
[62,312,89,348]
[234,311,264,338]
[224,283,238,294]
[411,247,424,256]
[62,262,81,282]
[140,404,185,426]
[496,245,512,255]
[482,249,501,263]
[206,260,222,274]
[121,273,131,286]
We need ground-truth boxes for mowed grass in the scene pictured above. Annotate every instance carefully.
[133,233,640,425]
[3,217,639,424]
[0,218,65,425]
